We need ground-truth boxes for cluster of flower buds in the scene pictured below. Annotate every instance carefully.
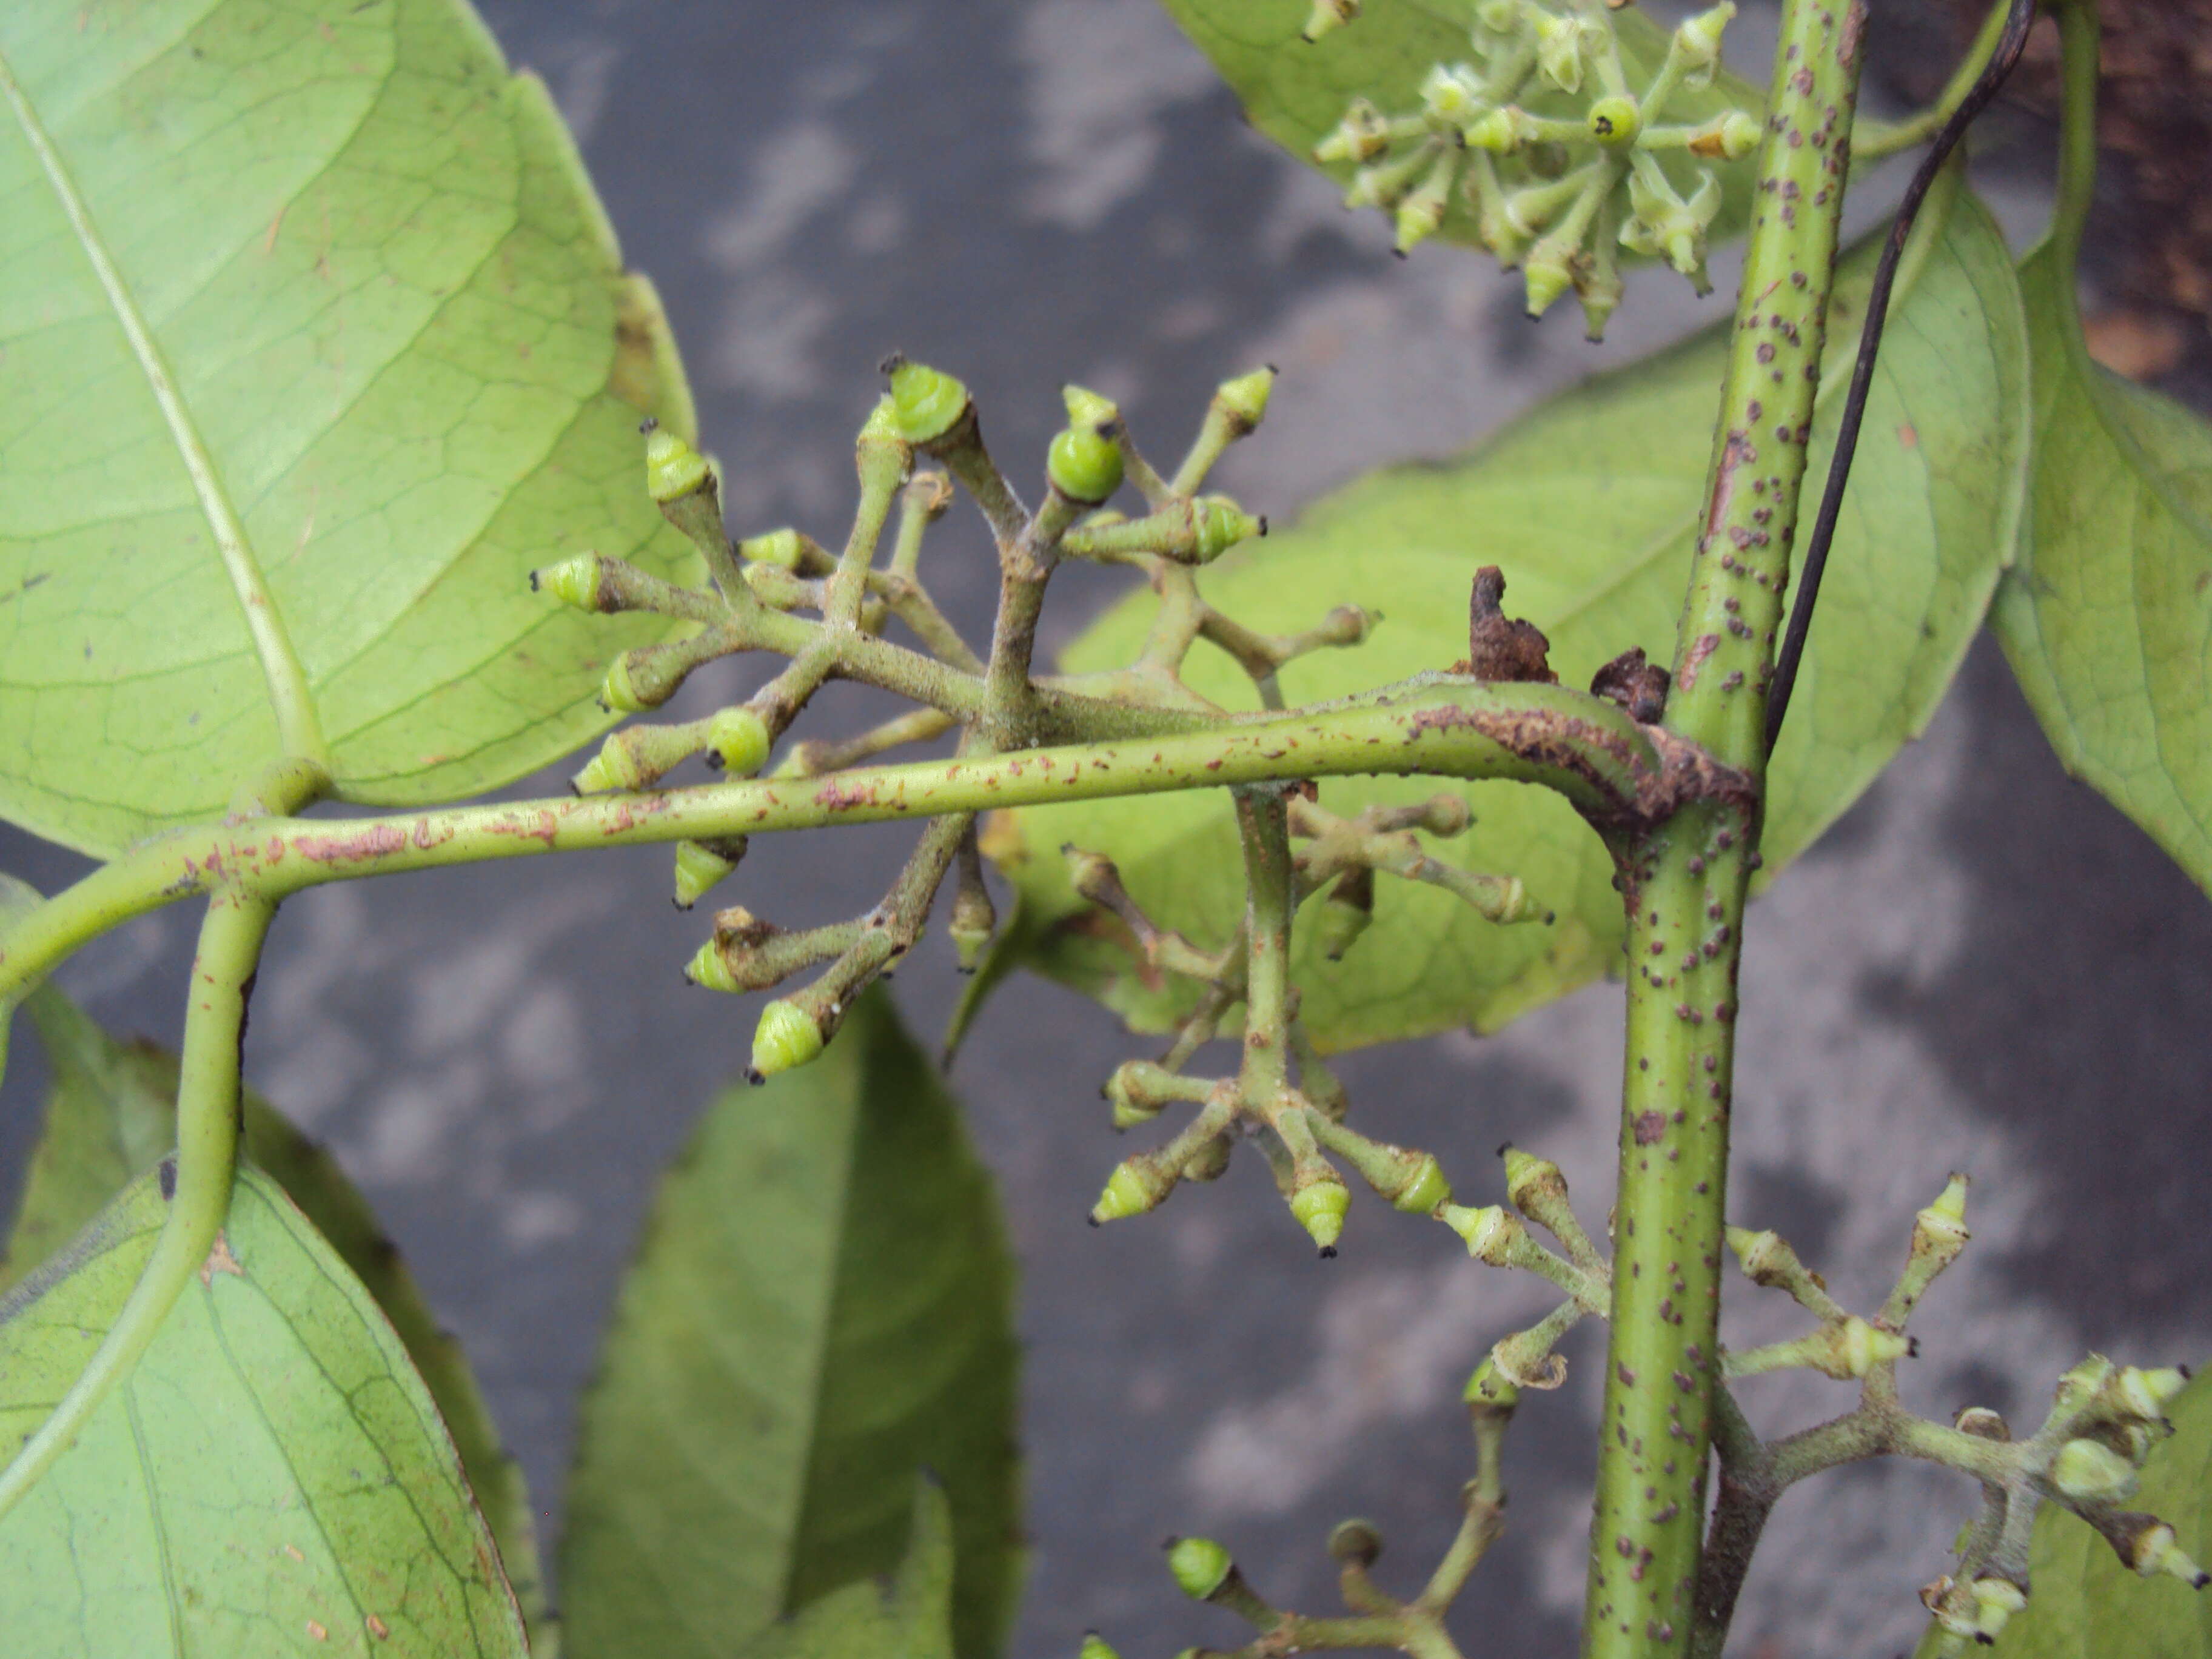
[1309,0,1760,335]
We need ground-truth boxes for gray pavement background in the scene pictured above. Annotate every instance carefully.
[4,5,2210,1657]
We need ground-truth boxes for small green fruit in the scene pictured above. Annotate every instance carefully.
[600,653,648,714]
[1834,1315,1911,1378]
[1078,1636,1121,1659]
[1191,495,1264,563]
[1214,366,1275,432]
[1392,1153,1452,1216]
[1586,95,1641,147]
[644,425,711,504]
[672,838,746,910]
[1523,245,1575,319]
[885,357,971,444]
[1047,424,1124,504]
[1165,1536,1233,1601]
[740,528,806,568]
[532,554,608,612]
[1301,0,1359,42]
[1290,1177,1350,1253]
[751,999,825,1080]
[708,706,772,777]
[1090,1158,1175,1224]
[572,731,646,795]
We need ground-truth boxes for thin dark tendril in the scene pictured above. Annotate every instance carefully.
[1765,0,2039,752]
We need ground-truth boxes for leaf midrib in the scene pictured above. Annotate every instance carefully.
[0,41,326,769]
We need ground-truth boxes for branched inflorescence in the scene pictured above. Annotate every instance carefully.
[1310,0,1759,337]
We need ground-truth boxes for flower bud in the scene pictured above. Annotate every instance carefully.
[532,554,615,612]
[883,355,971,444]
[1441,1202,1524,1265]
[1291,1175,1351,1254]
[1393,155,1454,255]
[1832,1315,1912,1379]
[1213,366,1276,435]
[2108,1365,2190,1424]
[1687,110,1763,161]
[1327,1518,1383,1567]
[1165,1536,1233,1601]
[672,836,747,910]
[1969,1578,2026,1643]
[1090,1155,1177,1224]
[1523,242,1576,320]
[1102,1059,1176,1130]
[1534,13,1595,92]
[1914,1173,1971,1252]
[1047,402,1124,504]
[740,527,808,569]
[2053,1437,2141,1506]
[685,939,741,994]
[751,999,825,1081]
[1078,1635,1121,1659]
[1391,1154,1451,1216]
[1302,0,1360,42]
[600,652,649,715]
[1418,62,1481,122]
[706,706,772,777]
[644,424,710,504]
[1674,2,1736,84]
[1586,95,1640,147]
[1191,495,1264,563]
[1313,97,1391,165]
[1464,106,1538,155]
[2120,1521,2212,1587]
[1502,1144,1567,1215]
[573,724,698,794]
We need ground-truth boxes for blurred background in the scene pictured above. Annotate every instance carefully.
[3,2,2209,1655]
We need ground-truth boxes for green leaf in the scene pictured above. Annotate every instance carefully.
[1986,1369,2212,1658]
[990,172,2028,1051]
[0,1162,530,1658]
[1155,0,1764,256]
[0,986,554,1655]
[560,988,1021,1659]
[732,1475,957,1659]
[0,0,700,859]
[1989,243,2212,898]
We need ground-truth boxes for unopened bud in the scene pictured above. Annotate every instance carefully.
[740,527,807,568]
[1314,98,1391,165]
[1102,1059,1176,1130]
[1394,158,1453,255]
[751,999,825,1081]
[685,939,741,994]
[2126,1521,2212,1587]
[1675,2,1736,82]
[1302,0,1360,42]
[572,723,700,794]
[1292,1175,1351,1254]
[1192,495,1264,562]
[2108,1365,2190,1423]
[706,706,772,777]
[672,837,747,910]
[644,424,710,504]
[1502,1144,1567,1215]
[1165,1536,1233,1601]
[1969,1578,2026,1643]
[1523,242,1575,319]
[1091,1156,1177,1224]
[1213,366,1276,434]
[532,554,615,612]
[1078,1635,1121,1659]
[1534,13,1595,92]
[883,355,971,444]
[1687,109,1763,161]
[1441,1202,1524,1265]
[1828,1316,1912,1379]
[2051,1436,2140,1506]
[600,652,648,714]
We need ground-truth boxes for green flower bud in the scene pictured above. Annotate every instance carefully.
[1047,423,1124,504]
[1165,1536,1233,1601]
[532,554,612,613]
[644,424,710,504]
[1192,495,1264,563]
[1326,1518,1383,1567]
[751,999,825,1081]
[857,392,906,447]
[708,706,772,777]
[2051,1436,2140,1506]
[1501,1144,1566,1215]
[1464,106,1537,155]
[2125,1522,2212,1586]
[1675,2,1736,84]
[740,527,807,568]
[572,731,648,795]
[2111,1365,2191,1422]
[672,837,747,910]
[1292,1176,1351,1254]
[1586,95,1641,147]
[1090,1156,1177,1224]
[1523,243,1575,319]
[1103,1059,1170,1130]
[1313,97,1391,166]
[1301,0,1359,42]
[1392,1153,1452,1216]
[600,653,648,714]
[1212,365,1276,434]
[1834,1315,1912,1379]
[1441,1202,1521,1265]
[1393,158,1453,255]
[1078,1635,1121,1659]
[884,356,971,444]
[1418,62,1481,122]
[685,939,741,994]
[1969,1579,2026,1643]
[1687,109,1763,162]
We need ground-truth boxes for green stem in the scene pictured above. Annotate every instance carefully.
[0,682,1715,1005]
[1584,1,1866,1653]
[0,889,272,1521]
[2043,0,2100,325]
[1853,0,2014,161]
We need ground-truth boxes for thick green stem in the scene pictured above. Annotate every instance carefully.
[1584,1,1865,1654]
[0,682,1723,1006]
[0,889,271,1521]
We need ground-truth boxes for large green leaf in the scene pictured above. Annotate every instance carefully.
[0,1163,529,1658]
[990,172,2027,1052]
[732,1476,956,1659]
[1986,1369,2212,1658]
[0,987,554,1655]
[1155,0,1765,256]
[0,0,700,858]
[560,989,1021,1659]
[1989,243,2212,897]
